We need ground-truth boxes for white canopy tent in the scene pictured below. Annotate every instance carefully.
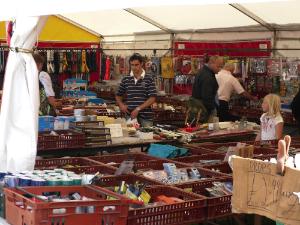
[0,0,299,173]
[60,0,300,57]
[62,1,300,36]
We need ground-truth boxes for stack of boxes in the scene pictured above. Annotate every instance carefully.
[71,121,112,147]
[38,116,54,132]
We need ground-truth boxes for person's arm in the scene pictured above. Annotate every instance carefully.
[115,78,129,114]
[201,76,216,113]
[40,72,55,97]
[275,122,284,140]
[232,77,257,101]
[241,91,257,101]
[39,71,60,108]
[255,127,261,142]
[255,114,263,143]
[48,96,58,108]
[131,97,156,119]
[115,95,129,114]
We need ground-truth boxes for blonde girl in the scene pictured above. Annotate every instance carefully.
[255,94,284,225]
[255,94,283,142]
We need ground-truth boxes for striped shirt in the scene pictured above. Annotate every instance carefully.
[117,73,157,120]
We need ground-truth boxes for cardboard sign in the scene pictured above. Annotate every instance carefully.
[232,157,300,225]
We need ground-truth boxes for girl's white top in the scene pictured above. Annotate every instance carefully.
[260,113,283,141]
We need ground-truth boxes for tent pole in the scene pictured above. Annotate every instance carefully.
[124,8,172,34]
[229,3,275,32]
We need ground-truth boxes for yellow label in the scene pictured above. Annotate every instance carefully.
[139,190,151,204]
[184,188,193,193]
[107,196,118,200]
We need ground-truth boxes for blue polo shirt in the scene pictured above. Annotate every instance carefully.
[117,73,157,120]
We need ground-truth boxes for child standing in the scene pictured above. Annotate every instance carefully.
[254,94,284,225]
[255,94,284,143]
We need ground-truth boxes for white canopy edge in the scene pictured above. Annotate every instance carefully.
[0,0,289,21]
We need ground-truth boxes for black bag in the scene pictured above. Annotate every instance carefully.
[291,91,300,124]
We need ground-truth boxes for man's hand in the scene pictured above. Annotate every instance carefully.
[131,107,140,119]
[120,103,130,114]
[48,97,61,109]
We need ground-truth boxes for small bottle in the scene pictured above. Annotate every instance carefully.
[58,118,65,130]
[54,118,59,130]
[64,118,70,130]
[213,117,219,131]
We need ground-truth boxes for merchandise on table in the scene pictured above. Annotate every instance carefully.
[70,120,112,147]
[176,177,232,220]
[38,116,55,131]
[142,163,208,184]
[92,174,207,225]
[88,153,160,167]
[1,169,83,187]
[4,185,128,225]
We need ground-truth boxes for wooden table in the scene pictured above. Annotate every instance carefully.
[190,129,257,143]
[37,137,177,158]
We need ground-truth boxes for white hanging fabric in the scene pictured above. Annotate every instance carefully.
[0,16,48,172]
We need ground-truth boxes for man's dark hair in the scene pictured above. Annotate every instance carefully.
[129,53,144,64]
[33,53,45,65]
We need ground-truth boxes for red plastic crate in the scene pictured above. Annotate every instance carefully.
[172,153,225,165]
[202,163,232,174]
[135,160,228,182]
[35,157,102,170]
[4,185,128,225]
[185,146,217,155]
[65,164,117,176]
[176,177,232,219]
[134,160,228,177]
[93,173,162,187]
[253,146,277,155]
[133,159,188,171]
[199,142,248,151]
[38,130,85,151]
[194,142,277,157]
[88,153,160,167]
[106,158,228,183]
[127,185,206,225]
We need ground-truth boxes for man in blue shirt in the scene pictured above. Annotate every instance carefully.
[116,53,157,127]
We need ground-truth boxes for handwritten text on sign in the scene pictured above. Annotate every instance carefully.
[247,160,300,221]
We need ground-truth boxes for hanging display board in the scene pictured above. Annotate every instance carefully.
[174,40,272,57]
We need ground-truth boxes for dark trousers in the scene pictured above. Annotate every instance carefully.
[217,100,239,122]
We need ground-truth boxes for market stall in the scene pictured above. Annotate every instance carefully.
[1,1,300,225]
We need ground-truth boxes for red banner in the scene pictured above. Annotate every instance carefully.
[174,40,271,57]
[37,42,100,49]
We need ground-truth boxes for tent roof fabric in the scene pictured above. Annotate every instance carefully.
[61,1,300,37]
[0,1,299,38]
[0,16,101,43]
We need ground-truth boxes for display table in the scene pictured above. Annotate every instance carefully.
[37,137,177,157]
[230,106,295,125]
[190,129,257,143]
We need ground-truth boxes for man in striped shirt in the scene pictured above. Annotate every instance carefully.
[116,53,157,127]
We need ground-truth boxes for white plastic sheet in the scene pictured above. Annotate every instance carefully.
[0,16,48,172]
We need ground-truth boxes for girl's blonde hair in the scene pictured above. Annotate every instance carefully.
[264,94,281,117]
